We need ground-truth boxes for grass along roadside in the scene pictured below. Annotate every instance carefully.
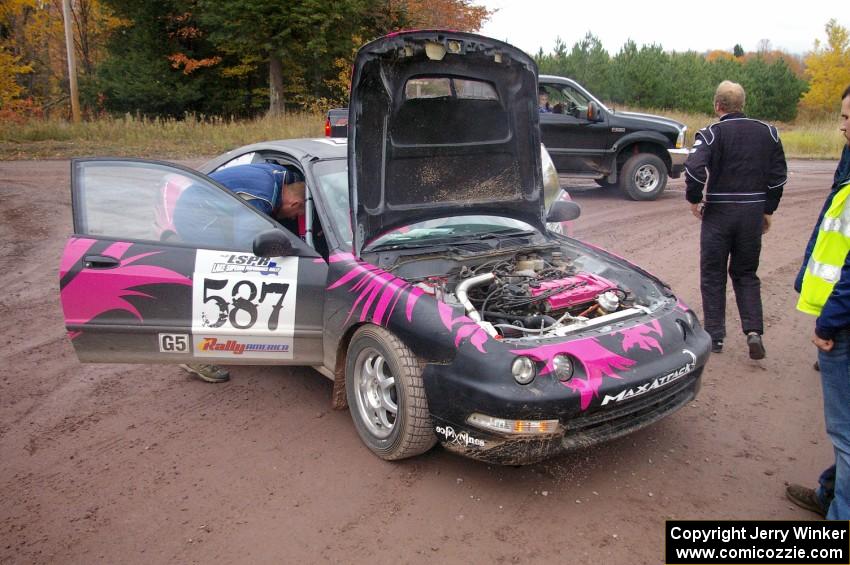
[0,112,323,160]
[613,106,845,161]
[0,108,844,161]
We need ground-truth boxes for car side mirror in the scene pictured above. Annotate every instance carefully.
[587,101,602,122]
[546,200,582,223]
[253,229,293,257]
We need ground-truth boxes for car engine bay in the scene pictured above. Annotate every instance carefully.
[379,245,668,341]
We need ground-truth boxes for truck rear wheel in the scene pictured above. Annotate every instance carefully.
[620,153,667,201]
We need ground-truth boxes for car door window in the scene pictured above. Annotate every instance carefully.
[215,152,261,169]
[542,85,590,118]
[74,160,280,252]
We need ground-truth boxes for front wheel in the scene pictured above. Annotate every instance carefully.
[345,325,437,460]
[620,153,668,201]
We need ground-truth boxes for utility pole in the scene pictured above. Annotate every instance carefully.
[61,0,81,122]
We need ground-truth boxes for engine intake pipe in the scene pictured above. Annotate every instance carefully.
[456,273,495,322]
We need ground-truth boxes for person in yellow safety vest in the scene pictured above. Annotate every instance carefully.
[785,85,850,520]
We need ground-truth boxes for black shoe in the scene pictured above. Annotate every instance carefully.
[747,332,765,360]
[786,484,827,517]
[711,339,723,353]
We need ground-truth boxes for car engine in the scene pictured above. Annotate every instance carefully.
[415,251,639,340]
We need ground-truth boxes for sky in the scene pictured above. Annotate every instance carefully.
[479,0,847,56]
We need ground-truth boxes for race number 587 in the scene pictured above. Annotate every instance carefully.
[201,278,290,331]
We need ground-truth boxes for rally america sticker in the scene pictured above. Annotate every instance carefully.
[193,335,293,358]
[191,250,298,347]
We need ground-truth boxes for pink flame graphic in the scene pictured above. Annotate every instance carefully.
[618,319,664,354]
[437,302,490,354]
[327,253,419,326]
[511,338,636,410]
[327,254,489,351]
[60,239,191,326]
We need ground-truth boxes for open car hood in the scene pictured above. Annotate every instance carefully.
[349,30,544,255]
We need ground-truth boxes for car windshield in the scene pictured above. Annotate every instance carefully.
[310,159,539,250]
[311,158,352,244]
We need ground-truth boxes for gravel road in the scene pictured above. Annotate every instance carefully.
[0,159,838,564]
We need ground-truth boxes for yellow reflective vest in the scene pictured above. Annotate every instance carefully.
[798,181,850,316]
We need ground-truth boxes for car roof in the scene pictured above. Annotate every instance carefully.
[200,138,348,173]
[539,75,580,86]
[242,137,347,160]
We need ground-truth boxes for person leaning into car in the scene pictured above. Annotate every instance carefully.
[684,80,788,359]
[785,85,850,520]
[174,163,306,384]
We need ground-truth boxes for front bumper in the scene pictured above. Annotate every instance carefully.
[423,316,711,464]
[668,148,691,177]
[431,368,702,465]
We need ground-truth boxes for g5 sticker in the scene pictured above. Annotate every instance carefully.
[159,333,189,353]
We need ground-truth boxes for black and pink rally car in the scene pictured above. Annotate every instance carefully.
[60,31,711,464]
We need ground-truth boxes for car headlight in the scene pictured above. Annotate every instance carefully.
[676,127,687,149]
[685,310,700,329]
[512,356,536,385]
[552,354,574,382]
[677,310,701,340]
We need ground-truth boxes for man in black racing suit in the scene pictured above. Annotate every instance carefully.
[685,80,788,359]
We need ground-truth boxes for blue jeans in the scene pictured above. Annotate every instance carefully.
[817,331,850,519]
[816,465,835,512]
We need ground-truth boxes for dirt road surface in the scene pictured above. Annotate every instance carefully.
[0,159,839,564]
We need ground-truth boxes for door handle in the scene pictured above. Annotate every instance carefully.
[83,254,121,269]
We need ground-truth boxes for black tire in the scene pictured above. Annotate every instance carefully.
[345,325,436,460]
[619,153,668,201]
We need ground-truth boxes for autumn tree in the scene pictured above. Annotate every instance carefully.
[801,19,850,115]
[1,0,120,117]
[95,0,258,117]
[394,0,491,30]
[1,0,61,110]
[68,0,124,77]
[0,49,32,109]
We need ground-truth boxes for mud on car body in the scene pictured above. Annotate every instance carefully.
[60,31,711,465]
